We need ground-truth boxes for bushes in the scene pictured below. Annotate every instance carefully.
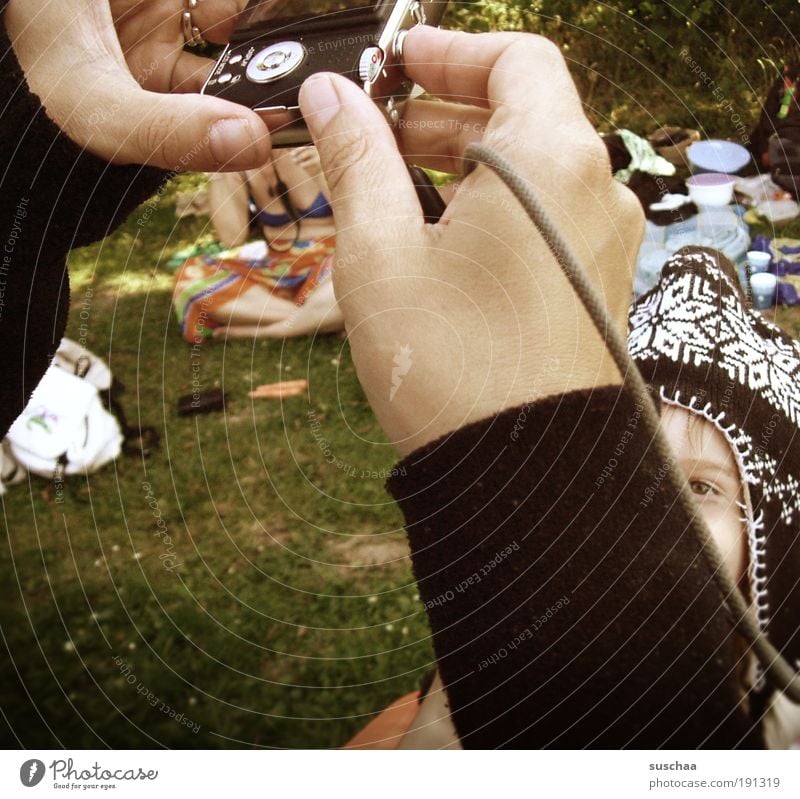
[443,1,800,137]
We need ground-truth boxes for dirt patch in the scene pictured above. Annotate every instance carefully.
[330,536,410,568]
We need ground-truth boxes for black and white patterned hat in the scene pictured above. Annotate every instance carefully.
[628,245,800,684]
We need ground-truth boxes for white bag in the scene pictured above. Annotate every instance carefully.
[4,339,123,479]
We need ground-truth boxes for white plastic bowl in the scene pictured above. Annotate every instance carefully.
[687,139,751,174]
[686,173,736,206]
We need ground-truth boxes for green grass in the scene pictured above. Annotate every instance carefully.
[0,184,434,749]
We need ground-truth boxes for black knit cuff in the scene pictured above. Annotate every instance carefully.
[388,387,763,748]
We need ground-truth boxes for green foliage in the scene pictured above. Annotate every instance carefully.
[445,1,800,135]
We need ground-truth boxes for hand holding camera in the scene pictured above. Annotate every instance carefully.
[298,26,645,455]
[5,0,271,170]
[203,1,447,145]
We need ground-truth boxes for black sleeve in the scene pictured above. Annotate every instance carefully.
[387,386,764,748]
[0,7,166,435]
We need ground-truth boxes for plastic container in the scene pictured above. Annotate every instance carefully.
[686,173,736,206]
[687,140,751,174]
[751,272,778,310]
[746,251,771,273]
[757,199,800,223]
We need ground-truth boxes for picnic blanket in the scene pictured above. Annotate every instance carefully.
[634,206,750,296]
[173,237,335,343]
[750,235,800,305]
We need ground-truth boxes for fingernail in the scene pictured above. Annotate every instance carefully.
[209,118,257,166]
[299,74,341,136]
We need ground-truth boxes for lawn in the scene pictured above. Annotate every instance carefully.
[0,182,434,749]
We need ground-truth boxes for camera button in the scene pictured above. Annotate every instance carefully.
[262,51,289,70]
[217,73,233,85]
[246,41,306,84]
[358,47,385,84]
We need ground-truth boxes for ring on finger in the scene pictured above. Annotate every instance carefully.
[182,0,204,47]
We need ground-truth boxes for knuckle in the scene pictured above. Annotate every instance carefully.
[572,132,614,193]
[491,32,565,71]
[525,35,564,67]
[499,35,568,93]
[321,130,372,197]
[136,115,177,169]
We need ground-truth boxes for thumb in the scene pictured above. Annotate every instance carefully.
[90,85,272,172]
[298,73,421,234]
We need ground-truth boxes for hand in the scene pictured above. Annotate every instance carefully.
[5,0,271,170]
[298,27,644,455]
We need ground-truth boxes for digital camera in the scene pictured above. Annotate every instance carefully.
[202,1,448,146]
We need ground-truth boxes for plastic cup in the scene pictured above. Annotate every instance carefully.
[750,272,778,310]
[746,250,772,273]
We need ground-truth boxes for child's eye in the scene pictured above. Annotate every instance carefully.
[690,480,716,497]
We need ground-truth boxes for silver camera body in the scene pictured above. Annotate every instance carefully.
[202,1,448,146]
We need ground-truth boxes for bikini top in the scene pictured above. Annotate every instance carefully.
[254,191,333,228]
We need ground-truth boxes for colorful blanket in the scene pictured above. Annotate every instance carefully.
[173,237,335,343]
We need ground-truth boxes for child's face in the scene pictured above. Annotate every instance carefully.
[660,405,747,584]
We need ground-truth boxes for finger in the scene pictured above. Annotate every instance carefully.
[290,147,323,174]
[89,81,271,170]
[186,0,245,45]
[171,51,216,93]
[298,73,422,235]
[402,26,583,118]
[397,99,490,173]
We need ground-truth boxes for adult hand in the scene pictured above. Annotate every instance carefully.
[299,27,644,455]
[5,0,271,170]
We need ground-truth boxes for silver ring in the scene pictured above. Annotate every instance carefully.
[182,3,203,47]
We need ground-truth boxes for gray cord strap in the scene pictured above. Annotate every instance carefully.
[464,141,800,703]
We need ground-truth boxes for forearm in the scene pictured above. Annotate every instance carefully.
[388,386,761,748]
[207,172,250,247]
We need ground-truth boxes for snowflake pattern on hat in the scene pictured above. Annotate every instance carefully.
[628,247,800,683]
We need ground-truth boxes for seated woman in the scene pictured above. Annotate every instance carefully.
[173,147,343,342]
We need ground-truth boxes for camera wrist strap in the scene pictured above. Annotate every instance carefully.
[464,141,800,704]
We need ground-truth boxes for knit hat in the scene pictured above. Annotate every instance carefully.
[628,245,800,687]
